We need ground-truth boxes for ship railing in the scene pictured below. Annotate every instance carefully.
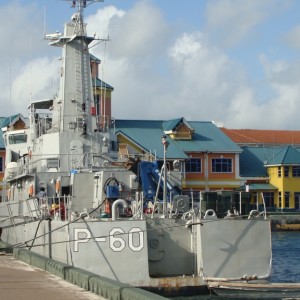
[34,115,53,138]
[0,197,41,227]
[11,155,60,177]
[47,114,116,135]
[47,195,71,221]
[0,195,73,226]
[198,191,268,220]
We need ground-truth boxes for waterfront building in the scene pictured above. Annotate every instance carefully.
[2,52,300,212]
[115,118,243,195]
[222,128,300,212]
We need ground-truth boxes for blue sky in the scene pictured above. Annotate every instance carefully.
[1,0,300,129]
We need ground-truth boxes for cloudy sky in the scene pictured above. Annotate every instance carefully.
[1,0,300,130]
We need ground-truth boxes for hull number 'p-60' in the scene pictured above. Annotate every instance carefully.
[73,227,144,252]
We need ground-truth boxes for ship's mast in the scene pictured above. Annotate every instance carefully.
[45,0,105,135]
[70,1,103,35]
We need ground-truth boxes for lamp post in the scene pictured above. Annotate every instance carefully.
[161,135,169,217]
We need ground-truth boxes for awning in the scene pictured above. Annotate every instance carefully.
[236,183,277,191]
[27,99,54,110]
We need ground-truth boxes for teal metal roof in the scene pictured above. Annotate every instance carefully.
[237,183,277,191]
[239,146,300,177]
[92,78,114,90]
[239,147,277,177]
[0,115,20,128]
[0,114,26,149]
[162,118,195,132]
[265,146,300,165]
[115,119,241,159]
[0,129,4,149]
[162,118,184,131]
[174,121,241,153]
[90,53,101,63]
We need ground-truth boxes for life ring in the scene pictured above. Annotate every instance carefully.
[28,184,34,197]
[104,199,111,215]
[55,179,61,194]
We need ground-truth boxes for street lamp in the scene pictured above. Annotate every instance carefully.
[161,135,169,217]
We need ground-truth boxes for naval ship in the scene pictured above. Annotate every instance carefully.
[0,0,272,296]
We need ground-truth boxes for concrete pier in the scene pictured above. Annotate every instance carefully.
[0,253,106,300]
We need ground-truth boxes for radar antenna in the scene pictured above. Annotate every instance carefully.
[68,0,104,11]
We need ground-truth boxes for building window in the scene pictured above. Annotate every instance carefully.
[278,166,281,177]
[284,166,289,177]
[284,192,290,208]
[212,158,232,173]
[295,193,300,210]
[94,94,100,115]
[185,158,201,173]
[0,157,3,172]
[292,166,300,177]
[263,192,274,208]
[278,192,282,208]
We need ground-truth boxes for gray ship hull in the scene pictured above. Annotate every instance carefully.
[0,211,271,295]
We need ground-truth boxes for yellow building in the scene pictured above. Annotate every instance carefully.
[266,146,300,210]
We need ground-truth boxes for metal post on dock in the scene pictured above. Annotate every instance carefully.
[161,135,169,217]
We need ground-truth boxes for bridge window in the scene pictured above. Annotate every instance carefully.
[8,133,27,144]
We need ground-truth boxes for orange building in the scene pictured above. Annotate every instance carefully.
[115,118,242,193]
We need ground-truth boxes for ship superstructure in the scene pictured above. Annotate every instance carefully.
[0,1,272,297]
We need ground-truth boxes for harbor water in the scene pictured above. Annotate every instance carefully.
[174,231,300,299]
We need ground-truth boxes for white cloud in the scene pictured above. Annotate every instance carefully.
[11,57,60,113]
[0,1,56,116]
[84,1,300,130]
[1,0,300,131]
[285,25,300,49]
[205,0,291,47]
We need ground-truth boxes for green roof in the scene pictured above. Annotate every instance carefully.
[239,146,300,177]
[0,129,4,149]
[237,183,277,191]
[0,115,20,128]
[90,53,101,63]
[115,119,241,159]
[265,146,300,165]
[163,118,184,131]
[0,115,24,149]
[240,147,275,177]
[92,78,114,90]
[0,114,28,149]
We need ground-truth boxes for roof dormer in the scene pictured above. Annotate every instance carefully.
[163,117,194,140]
